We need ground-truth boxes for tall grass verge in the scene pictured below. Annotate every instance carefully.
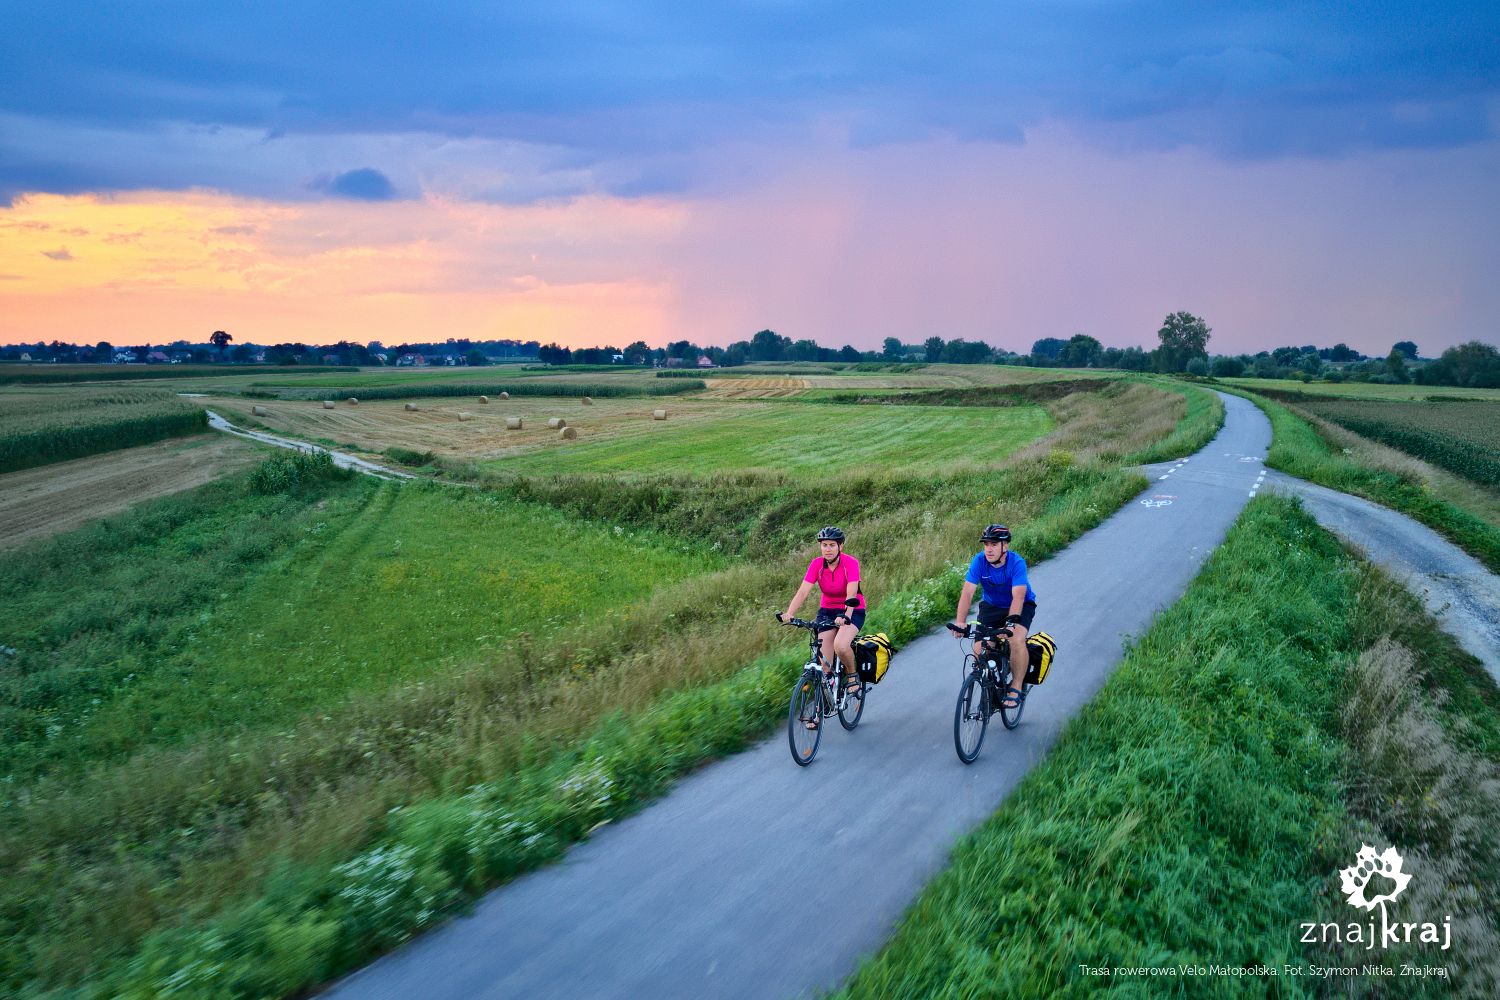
[1228,388,1500,570]
[835,497,1356,997]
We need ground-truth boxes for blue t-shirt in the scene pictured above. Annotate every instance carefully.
[965,551,1036,607]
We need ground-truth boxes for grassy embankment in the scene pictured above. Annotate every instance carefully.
[267,379,703,401]
[0,387,207,473]
[1226,388,1500,571]
[834,495,1500,998]
[6,381,1220,996]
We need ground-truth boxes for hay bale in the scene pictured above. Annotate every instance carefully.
[458,412,474,422]
[652,409,667,420]
[559,426,577,440]
[547,417,567,429]
[478,395,489,404]
[347,397,358,405]
[404,403,419,412]
[251,405,269,417]
[581,396,593,406]
[323,400,336,410]
[499,391,510,400]
[505,417,522,429]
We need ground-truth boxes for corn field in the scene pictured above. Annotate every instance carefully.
[1299,397,1500,487]
[0,387,207,472]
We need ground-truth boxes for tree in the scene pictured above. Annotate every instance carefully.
[838,345,862,362]
[789,338,820,361]
[1415,341,1500,388]
[923,336,945,362]
[465,349,488,367]
[209,330,232,360]
[1153,311,1211,373]
[1393,341,1419,360]
[1059,334,1102,368]
[881,337,903,361]
[230,344,254,362]
[1210,356,1244,377]
[1029,337,1067,360]
[1322,343,1360,362]
[1185,357,1209,377]
[749,329,789,362]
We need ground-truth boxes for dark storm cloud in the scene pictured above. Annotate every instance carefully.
[313,168,398,201]
[2,1,1497,200]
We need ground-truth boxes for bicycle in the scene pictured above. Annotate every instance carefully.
[780,615,865,766]
[948,621,1031,764]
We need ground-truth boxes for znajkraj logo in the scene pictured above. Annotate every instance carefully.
[1300,845,1450,951]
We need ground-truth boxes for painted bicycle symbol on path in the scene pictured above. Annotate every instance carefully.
[1141,494,1176,508]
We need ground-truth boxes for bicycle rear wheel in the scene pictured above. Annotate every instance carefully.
[954,671,988,764]
[838,672,865,730]
[788,670,823,766]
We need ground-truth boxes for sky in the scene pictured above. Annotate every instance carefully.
[2,2,1498,356]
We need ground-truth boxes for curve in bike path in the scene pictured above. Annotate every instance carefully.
[323,390,1273,1000]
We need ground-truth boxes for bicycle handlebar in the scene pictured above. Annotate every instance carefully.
[776,614,838,633]
[947,621,1013,640]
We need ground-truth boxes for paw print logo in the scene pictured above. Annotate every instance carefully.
[1339,845,1411,911]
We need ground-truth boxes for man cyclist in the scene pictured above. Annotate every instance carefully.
[777,526,865,710]
[946,524,1036,710]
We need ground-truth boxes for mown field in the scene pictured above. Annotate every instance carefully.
[1223,376,1500,401]
[0,363,357,384]
[0,385,207,472]
[0,372,1224,996]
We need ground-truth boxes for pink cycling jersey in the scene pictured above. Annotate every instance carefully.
[804,553,865,610]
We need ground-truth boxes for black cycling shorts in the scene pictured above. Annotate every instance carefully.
[977,600,1035,632]
[815,607,865,630]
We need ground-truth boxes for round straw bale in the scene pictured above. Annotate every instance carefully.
[478,395,489,404]
[581,396,593,406]
[323,400,336,410]
[251,405,269,417]
[505,417,522,429]
[347,397,358,405]
[458,412,474,422]
[404,402,419,412]
[652,408,667,420]
[499,391,510,400]
[546,417,567,429]
[559,426,577,440]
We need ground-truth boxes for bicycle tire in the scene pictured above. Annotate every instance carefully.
[954,670,988,764]
[837,672,865,730]
[788,669,823,766]
[998,661,1026,730]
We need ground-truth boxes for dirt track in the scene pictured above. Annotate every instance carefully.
[0,434,261,550]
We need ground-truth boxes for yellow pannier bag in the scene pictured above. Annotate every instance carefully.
[853,632,896,684]
[1024,631,1057,685]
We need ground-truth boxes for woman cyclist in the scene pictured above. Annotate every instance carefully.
[947,523,1036,710]
[777,526,866,707]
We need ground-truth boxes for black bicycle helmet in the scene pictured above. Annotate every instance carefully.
[816,526,845,542]
[980,523,1011,543]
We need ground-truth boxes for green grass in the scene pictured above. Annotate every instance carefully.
[53,458,1149,1000]
[0,386,207,472]
[836,496,1356,998]
[1229,388,1500,570]
[490,401,1053,475]
[268,379,702,400]
[0,475,717,784]
[1122,378,1225,464]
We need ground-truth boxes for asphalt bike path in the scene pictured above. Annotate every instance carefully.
[205,410,413,480]
[321,392,1275,1000]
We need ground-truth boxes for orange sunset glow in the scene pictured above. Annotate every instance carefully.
[1,191,687,347]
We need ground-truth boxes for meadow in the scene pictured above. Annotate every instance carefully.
[0,385,207,472]
[1222,375,1500,402]
[0,373,1222,995]
[0,363,356,384]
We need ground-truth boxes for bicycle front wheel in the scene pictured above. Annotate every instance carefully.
[788,670,823,766]
[954,671,988,764]
[999,665,1026,730]
[838,673,865,730]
